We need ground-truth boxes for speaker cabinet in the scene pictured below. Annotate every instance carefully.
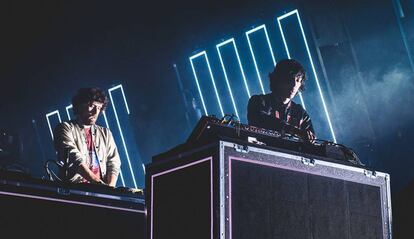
[147,140,391,239]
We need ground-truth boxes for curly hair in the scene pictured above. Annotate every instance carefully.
[269,59,306,93]
[72,87,109,116]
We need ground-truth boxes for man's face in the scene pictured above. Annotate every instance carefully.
[78,101,103,125]
[289,75,303,99]
[279,74,303,101]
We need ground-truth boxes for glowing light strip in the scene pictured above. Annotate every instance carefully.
[108,86,145,176]
[245,24,277,94]
[46,110,62,139]
[216,38,241,119]
[108,85,138,188]
[108,84,130,114]
[189,51,225,117]
[277,9,337,142]
[0,191,144,213]
[217,38,251,100]
[150,157,213,239]
[277,11,306,109]
[65,104,73,120]
[189,52,208,115]
[101,109,126,186]
[101,110,126,187]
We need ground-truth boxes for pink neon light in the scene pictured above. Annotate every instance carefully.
[229,156,326,177]
[150,157,213,239]
[0,191,144,213]
[229,158,232,239]
[228,156,310,238]
[227,155,345,238]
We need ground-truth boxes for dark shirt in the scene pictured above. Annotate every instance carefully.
[247,93,315,136]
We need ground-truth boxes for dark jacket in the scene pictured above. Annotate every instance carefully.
[247,93,315,136]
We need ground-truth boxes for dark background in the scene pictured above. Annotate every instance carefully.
[0,0,413,192]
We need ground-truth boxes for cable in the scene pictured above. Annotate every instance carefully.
[44,160,63,182]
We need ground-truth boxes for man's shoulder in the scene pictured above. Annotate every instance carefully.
[249,93,272,103]
[290,100,307,113]
[94,124,111,136]
[95,124,110,131]
[55,120,76,130]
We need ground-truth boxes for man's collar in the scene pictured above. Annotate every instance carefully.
[270,92,292,107]
[75,118,94,129]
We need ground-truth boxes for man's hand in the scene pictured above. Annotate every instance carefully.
[77,163,105,184]
[283,124,316,143]
[305,130,316,143]
[106,174,118,187]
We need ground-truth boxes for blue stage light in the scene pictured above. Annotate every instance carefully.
[65,105,73,120]
[217,38,251,100]
[108,84,138,188]
[245,24,277,94]
[277,9,337,142]
[216,38,246,119]
[189,52,208,115]
[277,11,306,109]
[46,110,62,139]
[189,51,225,117]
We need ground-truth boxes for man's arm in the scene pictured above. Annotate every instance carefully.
[106,174,118,187]
[53,123,88,178]
[248,96,316,142]
[78,163,106,184]
[54,123,106,183]
[105,129,121,187]
[299,111,316,142]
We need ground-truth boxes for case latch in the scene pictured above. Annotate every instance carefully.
[364,169,377,178]
[233,144,249,153]
[301,157,315,166]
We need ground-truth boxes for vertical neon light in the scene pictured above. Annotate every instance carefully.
[108,84,138,188]
[46,110,62,139]
[189,51,225,117]
[245,24,277,94]
[277,11,306,109]
[216,38,252,119]
[217,38,251,99]
[277,9,337,143]
[65,105,73,120]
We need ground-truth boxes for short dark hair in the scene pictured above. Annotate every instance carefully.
[72,87,109,116]
[269,59,306,92]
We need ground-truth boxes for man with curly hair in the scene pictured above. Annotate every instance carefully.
[247,59,316,141]
[53,87,121,187]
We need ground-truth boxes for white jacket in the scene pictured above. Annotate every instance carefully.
[53,120,121,183]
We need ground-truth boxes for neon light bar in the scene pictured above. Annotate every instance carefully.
[245,24,277,94]
[216,38,243,119]
[46,110,62,139]
[65,105,73,120]
[277,11,306,109]
[217,37,251,100]
[277,9,337,142]
[189,51,225,117]
[108,85,138,188]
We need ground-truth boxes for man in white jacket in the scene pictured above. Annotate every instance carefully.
[53,87,121,187]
